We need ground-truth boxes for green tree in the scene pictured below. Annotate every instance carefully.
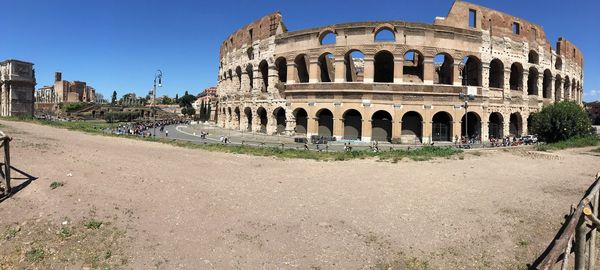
[111,91,117,105]
[206,103,211,121]
[175,94,179,103]
[529,101,593,143]
[199,100,205,120]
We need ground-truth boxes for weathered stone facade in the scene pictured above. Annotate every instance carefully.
[0,60,36,117]
[215,1,584,143]
[35,72,96,104]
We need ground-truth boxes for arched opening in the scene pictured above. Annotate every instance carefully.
[275,57,287,83]
[543,69,552,99]
[488,112,503,139]
[227,69,233,82]
[403,50,424,83]
[320,31,336,45]
[344,50,365,82]
[259,60,269,92]
[489,59,504,89]
[246,64,254,90]
[244,107,253,132]
[461,56,482,86]
[564,76,571,100]
[247,47,254,60]
[374,28,395,42]
[294,108,308,134]
[316,109,334,137]
[432,112,452,142]
[318,52,335,83]
[273,107,286,134]
[528,50,539,64]
[510,63,524,90]
[343,109,362,140]
[234,107,241,128]
[554,75,562,101]
[509,113,522,137]
[555,57,562,70]
[461,112,481,140]
[371,110,392,142]
[235,66,242,91]
[374,50,394,83]
[433,53,453,85]
[572,78,577,101]
[401,111,423,143]
[527,67,539,96]
[257,107,268,133]
[294,54,309,83]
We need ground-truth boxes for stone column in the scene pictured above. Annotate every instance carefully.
[394,58,404,84]
[363,54,374,83]
[285,109,296,136]
[240,70,250,93]
[482,119,489,143]
[423,57,434,85]
[522,69,529,97]
[391,120,401,143]
[268,65,279,95]
[287,63,297,84]
[334,58,345,83]
[253,66,262,95]
[308,60,319,83]
[549,76,556,102]
[503,115,510,139]
[537,74,544,100]
[252,110,261,133]
[481,63,490,89]
[266,110,276,135]
[362,120,371,142]
[453,62,462,86]
[422,120,432,144]
[453,116,462,140]
[333,117,344,140]
[307,117,318,138]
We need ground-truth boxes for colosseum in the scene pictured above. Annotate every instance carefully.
[215,1,584,144]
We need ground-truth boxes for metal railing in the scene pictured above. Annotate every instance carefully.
[532,172,600,270]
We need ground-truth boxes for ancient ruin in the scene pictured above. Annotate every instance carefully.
[0,60,36,117]
[215,1,584,143]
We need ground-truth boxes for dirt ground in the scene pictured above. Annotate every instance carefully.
[1,120,599,270]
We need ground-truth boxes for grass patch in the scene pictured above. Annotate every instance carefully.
[25,248,45,262]
[536,136,600,151]
[4,227,19,240]
[60,227,72,238]
[592,147,600,153]
[84,219,103,230]
[0,117,462,161]
[50,181,64,190]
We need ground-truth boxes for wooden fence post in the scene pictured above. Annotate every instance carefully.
[590,191,600,270]
[3,138,10,195]
[575,213,587,270]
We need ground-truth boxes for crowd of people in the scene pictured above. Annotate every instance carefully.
[108,119,190,137]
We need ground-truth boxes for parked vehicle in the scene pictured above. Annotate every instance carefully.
[521,135,538,145]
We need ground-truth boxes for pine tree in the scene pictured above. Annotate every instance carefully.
[111,91,117,105]
[199,100,205,120]
[175,94,179,103]
[206,103,211,121]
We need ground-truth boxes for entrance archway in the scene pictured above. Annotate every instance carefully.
[432,112,452,142]
[371,110,392,142]
[461,112,481,140]
[343,109,362,140]
[401,111,423,143]
[274,107,286,134]
[257,107,267,133]
[317,109,333,137]
[244,107,252,132]
[294,108,308,134]
[509,113,522,137]
[488,112,503,139]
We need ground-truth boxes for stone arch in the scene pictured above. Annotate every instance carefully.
[371,110,393,142]
[343,109,362,140]
[374,50,394,83]
[227,69,233,81]
[316,108,334,137]
[462,56,482,86]
[542,69,552,99]
[293,108,308,134]
[259,60,269,92]
[432,111,452,142]
[403,50,424,83]
[244,107,253,131]
[246,64,254,90]
[235,66,242,91]
[528,50,539,65]
[564,75,571,100]
[489,58,504,89]
[247,47,254,60]
[488,112,503,139]
[510,62,524,90]
[257,107,268,133]
[344,50,365,82]
[461,112,481,140]
[434,53,454,85]
[319,30,336,45]
[374,25,395,42]
[273,107,286,134]
[555,57,563,70]
[294,54,310,83]
[554,74,562,101]
[572,78,577,101]
[318,52,335,82]
[275,57,287,83]
[527,67,539,96]
[401,111,423,143]
[509,112,523,137]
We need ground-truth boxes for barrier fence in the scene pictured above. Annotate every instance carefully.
[532,172,600,270]
[0,133,11,196]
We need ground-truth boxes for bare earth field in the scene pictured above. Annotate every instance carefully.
[1,120,599,269]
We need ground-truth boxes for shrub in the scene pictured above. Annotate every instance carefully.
[105,111,141,123]
[84,219,103,229]
[50,181,64,190]
[529,101,593,143]
[62,102,86,112]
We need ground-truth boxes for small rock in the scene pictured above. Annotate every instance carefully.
[62,221,68,225]
[67,173,73,177]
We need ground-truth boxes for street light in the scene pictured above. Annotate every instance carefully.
[153,69,163,137]
[459,92,475,143]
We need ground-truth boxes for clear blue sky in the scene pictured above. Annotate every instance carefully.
[1,0,598,101]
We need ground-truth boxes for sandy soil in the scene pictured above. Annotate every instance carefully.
[1,120,599,269]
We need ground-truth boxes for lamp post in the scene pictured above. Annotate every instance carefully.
[153,70,163,137]
[459,92,475,143]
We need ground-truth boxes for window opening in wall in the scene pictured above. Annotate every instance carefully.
[512,22,520,35]
[320,32,336,45]
[531,27,537,40]
[374,28,395,42]
[249,29,253,42]
[469,9,477,28]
